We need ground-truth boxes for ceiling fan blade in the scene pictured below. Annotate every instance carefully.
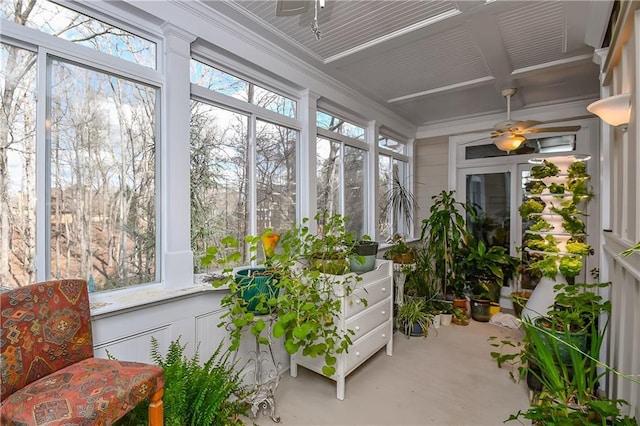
[523,125,582,134]
[512,120,542,131]
[275,0,309,16]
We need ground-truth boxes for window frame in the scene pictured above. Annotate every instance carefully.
[377,132,412,240]
[189,58,302,262]
[315,109,370,236]
[2,6,164,290]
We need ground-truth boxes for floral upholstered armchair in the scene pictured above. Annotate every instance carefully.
[0,279,164,425]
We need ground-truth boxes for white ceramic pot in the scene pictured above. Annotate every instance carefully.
[440,313,452,326]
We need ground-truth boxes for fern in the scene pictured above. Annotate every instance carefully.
[160,337,249,426]
[118,337,249,425]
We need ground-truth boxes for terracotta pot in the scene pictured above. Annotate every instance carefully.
[392,252,415,264]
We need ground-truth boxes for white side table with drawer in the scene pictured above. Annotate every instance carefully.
[290,259,393,400]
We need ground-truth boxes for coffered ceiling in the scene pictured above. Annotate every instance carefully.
[201,0,612,128]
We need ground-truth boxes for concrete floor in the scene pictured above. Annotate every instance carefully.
[258,320,530,426]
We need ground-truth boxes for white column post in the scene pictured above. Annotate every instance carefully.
[161,24,196,288]
[367,121,380,240]
[299,90,320,233]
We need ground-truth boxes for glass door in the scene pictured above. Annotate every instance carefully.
[457,166,513,253]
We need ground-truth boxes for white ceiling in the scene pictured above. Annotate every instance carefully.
[201,0,611,128]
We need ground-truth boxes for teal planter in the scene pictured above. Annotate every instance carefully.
[349,241,379,274]
[349,254,376,274]
[533,317,587,364]
[235,268,279,314]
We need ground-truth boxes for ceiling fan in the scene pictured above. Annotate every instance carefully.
[490,88,581,152]
[275,0,326,40]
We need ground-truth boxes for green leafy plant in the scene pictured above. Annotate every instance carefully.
[567,160,588,178]
[529,218,553,232]
[420,190,471,297]
[463,236,518,303]
[549,182,565,194]
[383,233,416,263]
[558,256,583,278]
[396,298,433,338]
[529,253,560,279]
[519,199,545,219]
[620,241,640,257]
[203,214,364,378]
[491,281,639,425]
[525,234,560,252]
[566,240,591,256]
[382,170,417,231]
[531,160,560,179]
[525,180,546,194]
[116,338,249,426]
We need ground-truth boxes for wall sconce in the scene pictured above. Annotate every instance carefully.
[493,133,526,152]
[587,93,631,130]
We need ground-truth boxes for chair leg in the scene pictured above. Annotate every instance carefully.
[148,389,164,426]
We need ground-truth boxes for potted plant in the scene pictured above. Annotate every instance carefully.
[396,298,433,338]
[451,305,469,326]
[349,237,379,274]
[490,279,638,425]
[202,215,364,378]
[308,212,357,275]
[115,338,249,425]
[464,236,518,322]
[383,233,416,264]
[420,190,470,297]
[506,285,638,425]
[382,169,417,234]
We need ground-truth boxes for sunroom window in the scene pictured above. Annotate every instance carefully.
[1,3,160,291]
[190,60,299,271]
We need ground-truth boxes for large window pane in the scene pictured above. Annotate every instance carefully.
[466,172,511,250]
[317,137,341,217]
[378,135,406,155]
[1,0,156,68]
[378,156,410,241]
[49,59,157,290]
[190,101,249,271]
[1,43,37,288]
[316,111,365,141]
[256,120,297,236]
[378,155,392,241]
[344,146,366,236]
[190,61,296,118]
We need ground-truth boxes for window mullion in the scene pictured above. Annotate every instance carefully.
[248,114,258,243]
[35,50,49,282]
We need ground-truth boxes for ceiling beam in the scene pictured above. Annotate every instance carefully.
[387,76,494,103]
[463,10,522,108]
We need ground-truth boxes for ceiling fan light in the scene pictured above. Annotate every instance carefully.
[494,134,526,152]
[587,93,631,128]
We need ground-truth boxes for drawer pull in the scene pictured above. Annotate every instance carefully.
[356,352,361,357]
[382,334,386,338]
[381,311,386,315]
[356,300,361,304]
[382,287,386,292]
[355,326,360,331]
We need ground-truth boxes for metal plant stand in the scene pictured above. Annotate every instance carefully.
[231,313,281,423]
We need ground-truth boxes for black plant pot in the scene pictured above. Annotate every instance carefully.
[470,298,491,322]
[352,241,379,256]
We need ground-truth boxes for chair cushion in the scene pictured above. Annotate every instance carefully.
[1,279,93,401]
[0,357,164,426]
